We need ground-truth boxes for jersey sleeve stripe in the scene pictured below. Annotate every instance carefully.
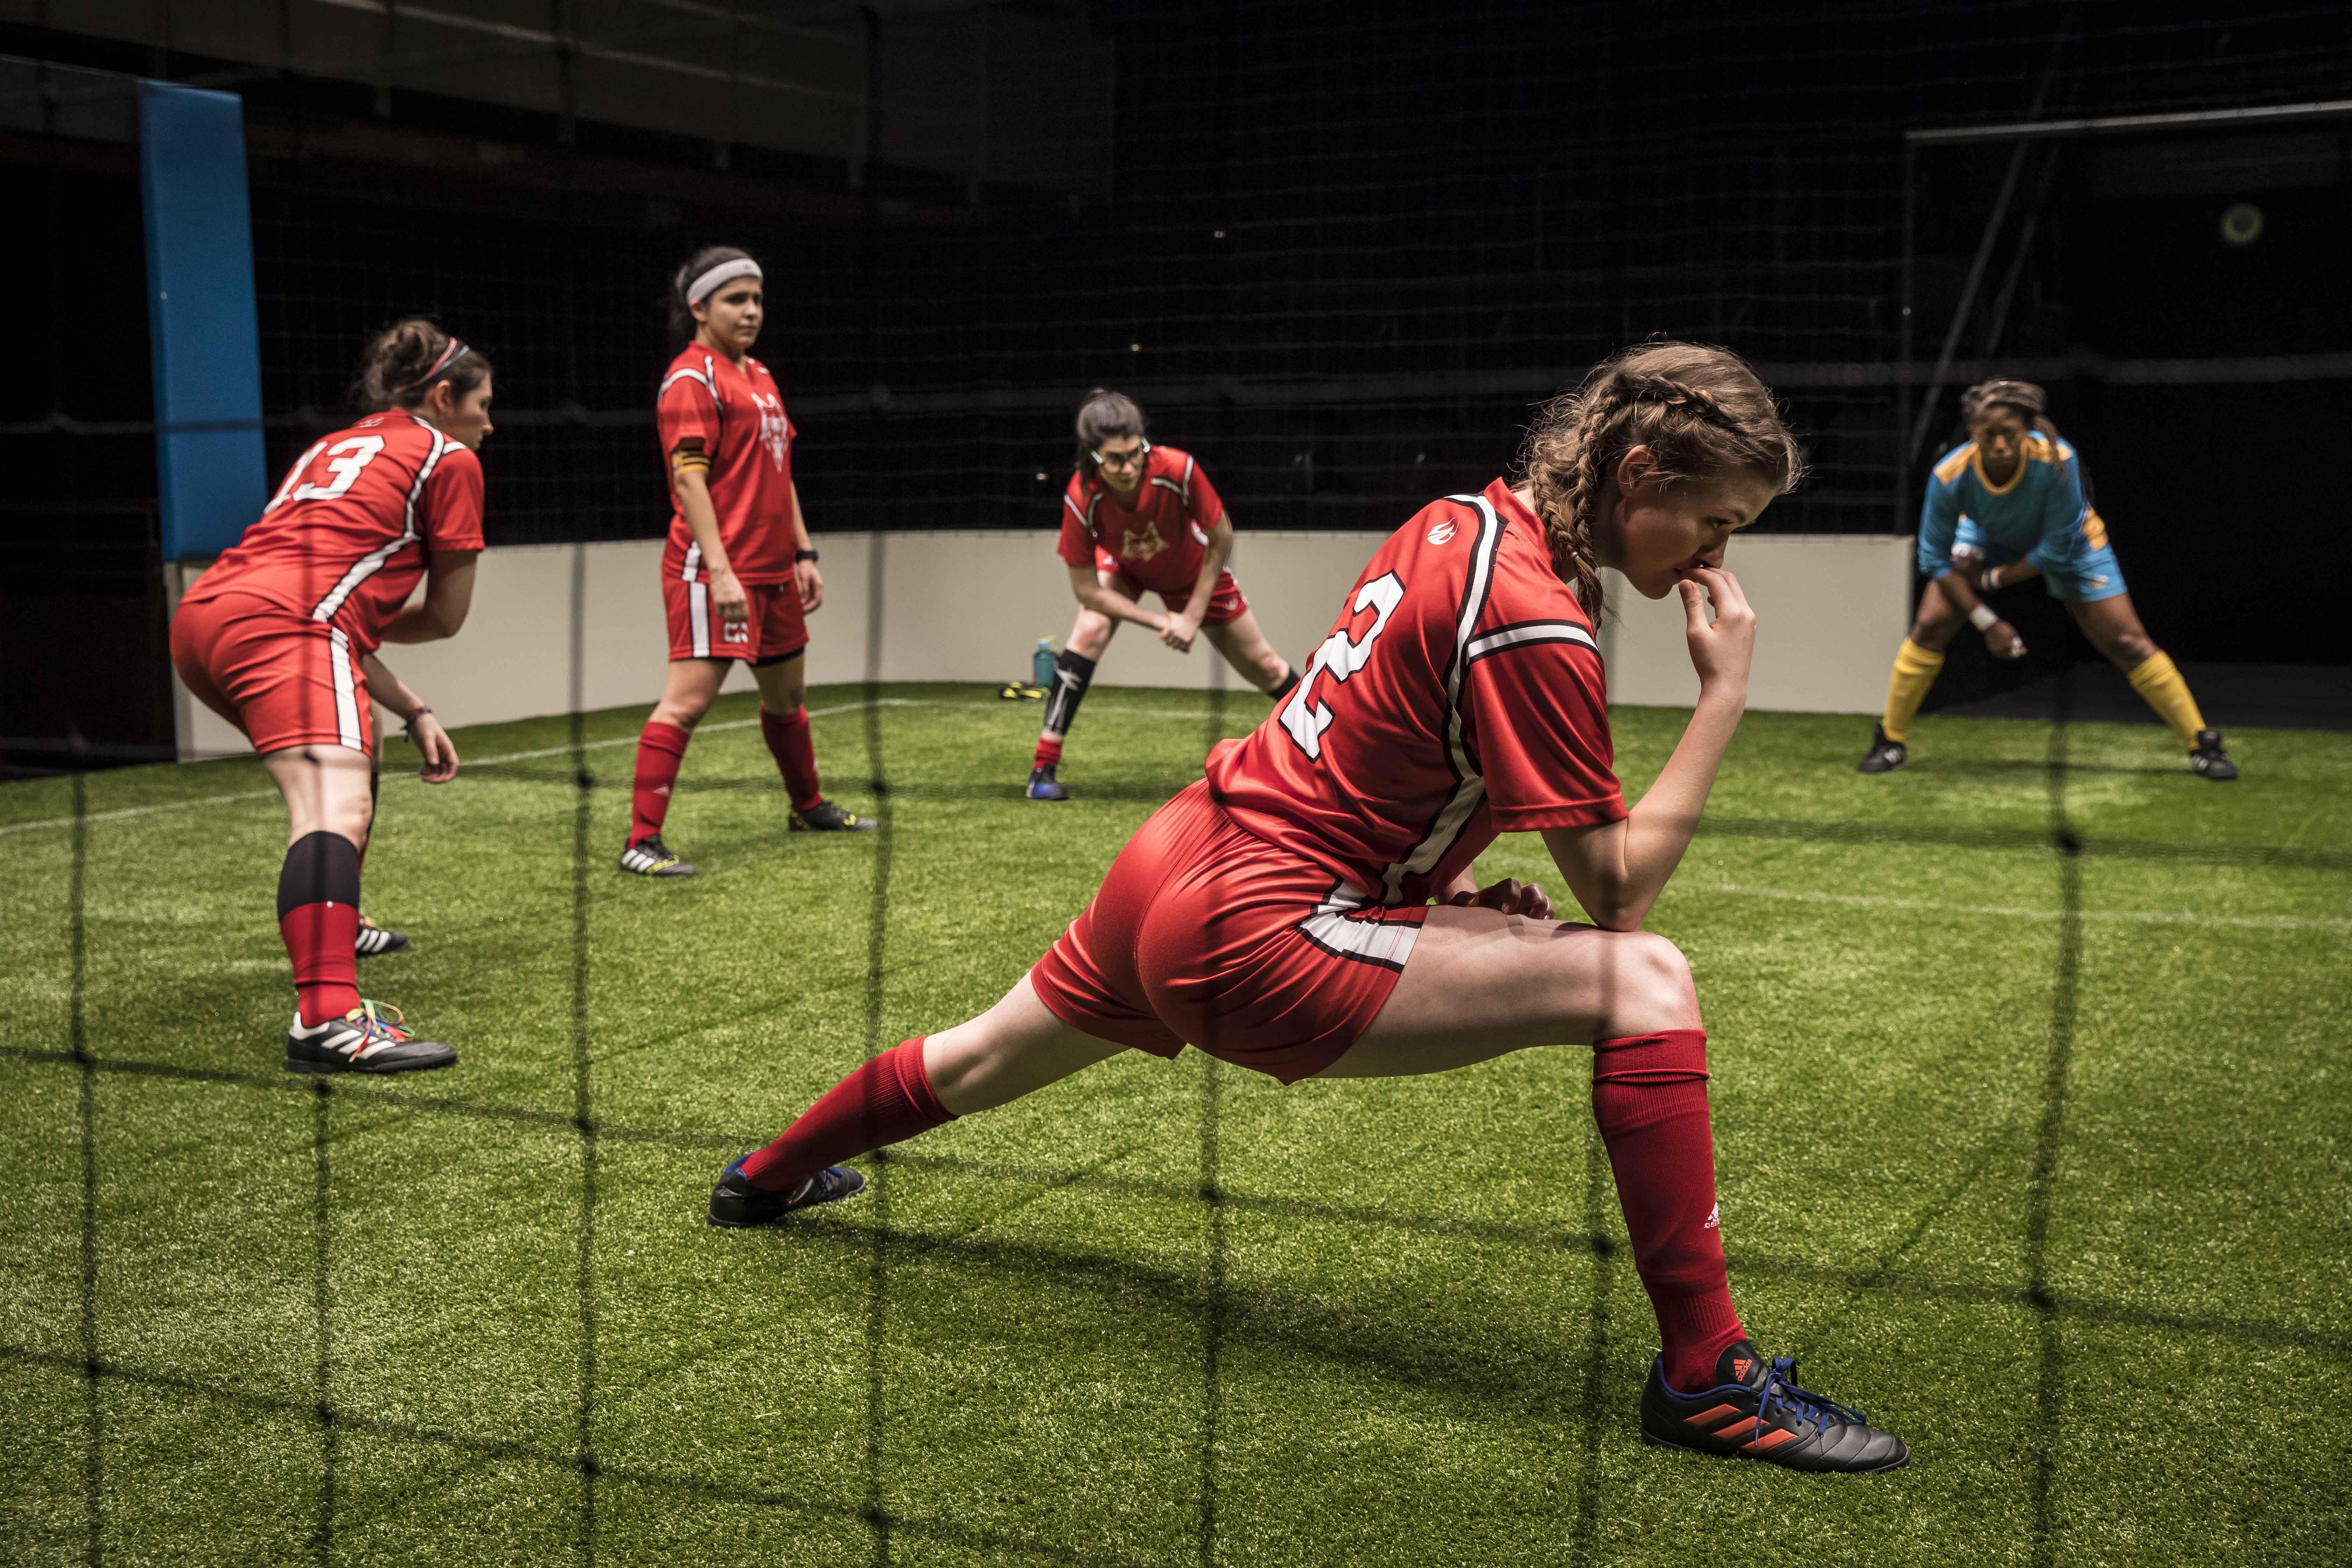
[1378,496,1502,901]
[659,366,720,404]
[1063,494,1090,525]
[308,424,444,622]
[1464,621,1598,663]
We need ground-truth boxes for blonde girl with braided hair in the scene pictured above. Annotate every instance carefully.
[710,341,1907,1469]
[1860,378,2236,779]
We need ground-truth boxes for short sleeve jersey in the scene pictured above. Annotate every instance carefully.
[1205,478,1625,905]
[181,413,485,654]
[658,345,796,585]
[1916,430,2089,579]
[1056,445,1224,596]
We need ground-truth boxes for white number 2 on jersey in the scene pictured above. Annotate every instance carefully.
[1280,570,1405,760]
[266,435,387,512]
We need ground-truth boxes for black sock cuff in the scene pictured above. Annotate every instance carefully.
[278,831,362,920]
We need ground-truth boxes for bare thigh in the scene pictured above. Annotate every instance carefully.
[1314,904,1700,1079]
[1203,612,1287,690]
[262,744,376,850]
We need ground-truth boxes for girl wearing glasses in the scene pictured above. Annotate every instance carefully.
[1027,389,1299,800]
[620,246,875,878]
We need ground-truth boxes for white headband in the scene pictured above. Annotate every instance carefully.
[687,257,762,305]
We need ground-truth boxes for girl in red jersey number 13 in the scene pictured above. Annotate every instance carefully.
[712,344,1909,1474]
[170,320,489,1073]
[619,247,874,878]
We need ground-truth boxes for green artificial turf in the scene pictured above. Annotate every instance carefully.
[1,683,2346,1566]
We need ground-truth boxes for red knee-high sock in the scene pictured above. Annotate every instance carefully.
[760,705,824,813]
[738,1038,955,1191]
[1591,1029,1747,1391]
[279,831,362,1027]
[630,721,691,846]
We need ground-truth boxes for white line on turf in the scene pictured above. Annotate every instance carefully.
[1676,882,2352,935]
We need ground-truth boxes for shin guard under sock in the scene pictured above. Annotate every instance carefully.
[1041,649,1097,740]
[1591,1029,1746,1390]
[1880,638,1944,744]
[278,830,363,1026]
[760,705,825,813]
[2124,650,2207,748]
[630,721,691,845]
[738,1038,955,1192]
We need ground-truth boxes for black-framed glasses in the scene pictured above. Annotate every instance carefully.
[1092,440,1151,471]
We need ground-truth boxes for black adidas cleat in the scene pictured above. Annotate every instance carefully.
[354,913,410,958]
[619,835,698,876]
[284,1001,456,1075]
[708,1155,867,1227]
[1027,765,1069,802]
[1639,1340,1908,1474]
[789,799,877,833]
[1856,722,1907,775]
[2189,728,2238,781]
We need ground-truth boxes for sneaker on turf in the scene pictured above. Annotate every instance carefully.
[788,799,877,832]
[1639,1340,1907,1474]
[354,912,410,958]
[2189,728,2238,781]
[1856,722,1907,775]
[708,1154,867,1227]
[1027,764,1070,801]
[619,835,698,876]
[284,1000,456,1075]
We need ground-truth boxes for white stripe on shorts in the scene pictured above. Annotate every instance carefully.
[1296,880,1420,972]
[688,580,711,657]
[328,629,362,750]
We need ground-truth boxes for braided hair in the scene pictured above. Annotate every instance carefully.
[1516,343,1804,620]
[1958,378,2063,445]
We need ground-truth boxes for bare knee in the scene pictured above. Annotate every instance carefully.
[1595,931,1701,1039]
[2105,629,2158,667]
[1068,611,1114,660]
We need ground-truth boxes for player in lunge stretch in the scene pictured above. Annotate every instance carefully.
[1859,378,2236,779]
[621,246,874,877]
[1027,390,1298,801]
[170,319,488,1073]
[713,343,1909,1473]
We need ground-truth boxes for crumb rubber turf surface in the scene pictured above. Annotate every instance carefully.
[1,682,2345,1566]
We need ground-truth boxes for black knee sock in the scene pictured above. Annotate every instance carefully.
[1269,666,1300,702]
[1043,649,1097,737]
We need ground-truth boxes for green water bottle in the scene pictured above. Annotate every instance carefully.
[1032,639,1057,687]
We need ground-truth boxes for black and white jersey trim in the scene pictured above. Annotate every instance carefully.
[1378,493,1500,902]
[308,418,448,623]
[1293,878,1420,972]
[1463,619,1599,664]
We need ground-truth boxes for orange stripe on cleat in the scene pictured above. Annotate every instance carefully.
[1744,1428,1799,1453]
[1684,1404,1746,1431]
[1711,1417,1761,1441]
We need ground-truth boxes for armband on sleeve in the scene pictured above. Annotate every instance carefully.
[669,438,710,477]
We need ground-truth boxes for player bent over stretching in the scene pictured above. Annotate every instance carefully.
[1027,389,1298,801]
[715,343,1908,1472]
[1860,378,2235,779]
[170,319,488,1073]
[620,246,873,877]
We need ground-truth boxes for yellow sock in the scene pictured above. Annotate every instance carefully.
[1881,638,1944,743]
[2125,650,2206,748]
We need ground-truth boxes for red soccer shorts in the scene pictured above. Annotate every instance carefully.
[664,573,808,663]
[170,592,374,755]
[1030,779,1428,1083]
[1091,547,1248,626]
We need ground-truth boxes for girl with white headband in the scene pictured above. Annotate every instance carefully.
[621,246,874,877]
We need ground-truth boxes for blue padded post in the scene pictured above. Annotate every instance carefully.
[139,80,267,561]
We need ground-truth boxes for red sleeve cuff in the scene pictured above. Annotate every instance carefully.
[1486,798,1629,831]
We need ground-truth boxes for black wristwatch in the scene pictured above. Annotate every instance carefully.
[794,549,820,563]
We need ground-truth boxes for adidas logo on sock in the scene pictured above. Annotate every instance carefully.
[1703,1202,1720,1230]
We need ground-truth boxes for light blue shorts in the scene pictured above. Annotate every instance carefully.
[1947,512,2128,604]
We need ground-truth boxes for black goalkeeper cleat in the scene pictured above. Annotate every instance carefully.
[789,798,877,833]
[1856,722,1907,775]
[1639,1340,1908,1474]
[285,1001,456,1075]
[354,913,410,958]
[2189,729,2238,781]
[708,1155,867,1227]
[619,835,698,877]
[1027,764,1070,801]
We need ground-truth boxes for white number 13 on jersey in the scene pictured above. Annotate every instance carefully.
[1280,571,1404,760]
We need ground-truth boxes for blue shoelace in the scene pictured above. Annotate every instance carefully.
[1755,1356,1868,1434]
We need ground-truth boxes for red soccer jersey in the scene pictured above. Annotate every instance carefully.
[1056,444,1224,596]
[183,413,485,653]
[1205,478,1625,905]
[659,345,796,586]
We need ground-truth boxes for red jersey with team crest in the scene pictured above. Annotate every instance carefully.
[1204,478,1625,906]
[181,413,484,654]
[1057,444,1224,595]
[658,344,797,586]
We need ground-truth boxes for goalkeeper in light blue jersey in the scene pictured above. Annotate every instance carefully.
[1857,379,2236,780]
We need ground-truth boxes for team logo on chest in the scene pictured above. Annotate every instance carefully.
[753,392,789,469]
[1120,518,1168,563]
